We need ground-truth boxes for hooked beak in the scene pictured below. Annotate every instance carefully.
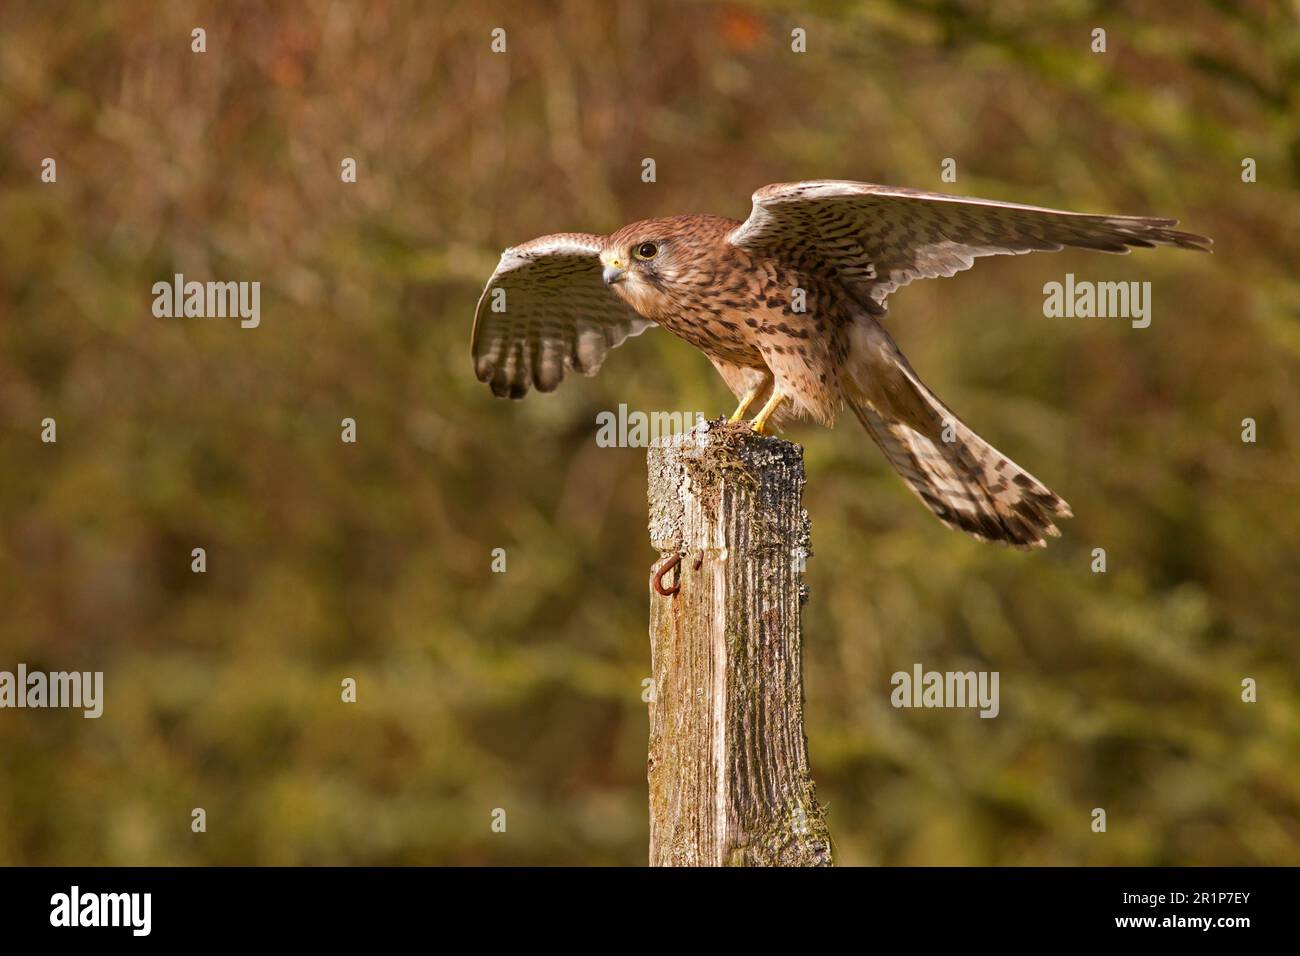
[602,261,625,287]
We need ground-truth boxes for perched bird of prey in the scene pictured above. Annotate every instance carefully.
[471,182,1210,548]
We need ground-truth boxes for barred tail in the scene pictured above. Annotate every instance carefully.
[847,323,1071,549]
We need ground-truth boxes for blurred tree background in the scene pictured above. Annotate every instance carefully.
[1,0,1298,865]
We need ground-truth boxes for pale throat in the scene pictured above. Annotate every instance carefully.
[611,275,669,321]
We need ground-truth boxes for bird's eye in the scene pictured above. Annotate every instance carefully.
[635,242,659,261]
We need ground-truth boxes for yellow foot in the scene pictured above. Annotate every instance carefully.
[750,388,786,435]
[728,385,764,423]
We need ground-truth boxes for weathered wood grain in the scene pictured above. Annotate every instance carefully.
[646,420,832,867]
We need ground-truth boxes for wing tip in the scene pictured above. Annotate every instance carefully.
[1176,232,1214,253]
[487,372,531,400]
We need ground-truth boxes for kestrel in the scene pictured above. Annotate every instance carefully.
[471,181,1210,548]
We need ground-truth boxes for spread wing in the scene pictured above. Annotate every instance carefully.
[471,232,654,398]
[728,181,1212,306]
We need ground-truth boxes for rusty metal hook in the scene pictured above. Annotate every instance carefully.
[652,552,683,596]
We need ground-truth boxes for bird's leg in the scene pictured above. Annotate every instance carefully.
[727,384,765,423]
[750,387,787,435]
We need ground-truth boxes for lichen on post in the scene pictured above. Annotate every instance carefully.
[646,419,832,867]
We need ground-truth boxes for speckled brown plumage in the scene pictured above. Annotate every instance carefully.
[471,181,1211,548]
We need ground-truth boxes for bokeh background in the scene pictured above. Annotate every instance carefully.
[1,0,1298,865]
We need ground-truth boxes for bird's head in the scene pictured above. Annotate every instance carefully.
[600,216,726,319]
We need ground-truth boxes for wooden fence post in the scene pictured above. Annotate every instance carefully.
[646,420,832,866]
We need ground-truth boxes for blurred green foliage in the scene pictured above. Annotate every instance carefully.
[1,0,1298,865]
